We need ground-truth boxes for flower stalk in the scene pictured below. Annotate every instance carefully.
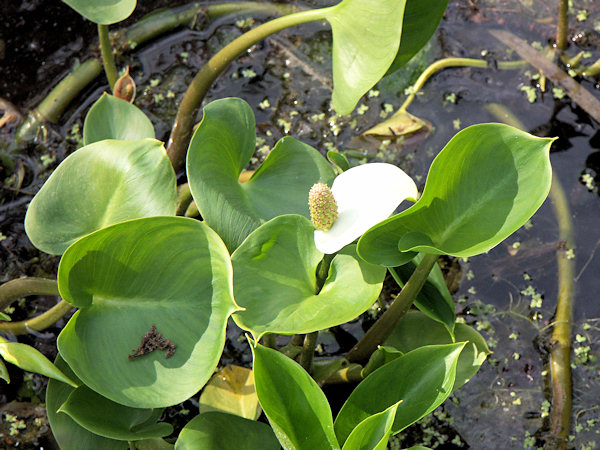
[98,24,118,90]
[345,253,439,364]
[298,252,335,372]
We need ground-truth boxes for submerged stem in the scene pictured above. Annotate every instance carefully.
[548,174,574,448]
[486,103,574,449]
[346,253,438,364]
[98,24,118,90]
[399,57,526,113]
[166,7,329,171]
[557,0,569,50]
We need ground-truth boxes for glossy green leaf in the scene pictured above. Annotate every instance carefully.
[385,312,490,389]
[358,124,555,266]
[0,338,77,387]
[62,0,136,24]
[199,365,260,420]
[325,0,407,114]
[57,216,237,408]
[46,356,128,450]
[386,0,448,74]
[187,97,335,252]
[334,343,464,445]
[59,384,172,440]
[392,254,455,334]
[342,402,400,450]
[83,93,154,145]
[327,150,350,173]
[253,343,340,450]
[136,438,174,450]
[25,138,176,255]
[232,215,386,339]
[175,412,280,450]
[0,358,9,383]
[361,346,403,378]
[0,311,11,321]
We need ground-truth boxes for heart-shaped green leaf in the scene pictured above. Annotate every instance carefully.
[342,401,401,450]
[46,356,128,450]
[25,138,176,255]
[199,365,260,420]
[253,342,340,450]
[83,93,154,145]
[358,124,555,266]
[231,215,386,339]
[175,412,280,450]
[392,254,455,334]
[324,0,407,114]
[59,385,172,440]
[62,0,136,24]
[187,97,335,252]
[386,0,448,74]
[0,337,77,387]
[385,312,490,389]
[334,343,464,445]
[57,216,237,408]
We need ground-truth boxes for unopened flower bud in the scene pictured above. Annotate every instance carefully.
[113,66,136,103]
[309,183,338,231]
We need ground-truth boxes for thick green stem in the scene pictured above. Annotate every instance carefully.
[557,0,569,50]
[0,301,72,336]
[298,252,335,371]
[15,59,103,143]
[14,2,296,145]
[166,7,330,172]
[175,183,193,216]
[98,24,118,90]
[0,277,59,310]
[322,363,363,385]
[298,331,319,372]
[0,277,73,335]
[547,174,574,448]
[399,57,526,113]
[346,253,438,364]
[262,334,277,349]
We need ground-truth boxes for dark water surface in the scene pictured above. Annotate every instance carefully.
[1,0,600,448]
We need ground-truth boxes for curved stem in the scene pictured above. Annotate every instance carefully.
[98,24,118,90]
[399,57,526,113]
[346,253,438,364]
[0,301,72,336]
[0,277,59,310]
[14,2,296,145]
[166,7,330,172]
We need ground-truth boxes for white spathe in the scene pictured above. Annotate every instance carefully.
[314,163,418,254]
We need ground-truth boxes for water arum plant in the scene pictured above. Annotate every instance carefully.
[0,0,560,447]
